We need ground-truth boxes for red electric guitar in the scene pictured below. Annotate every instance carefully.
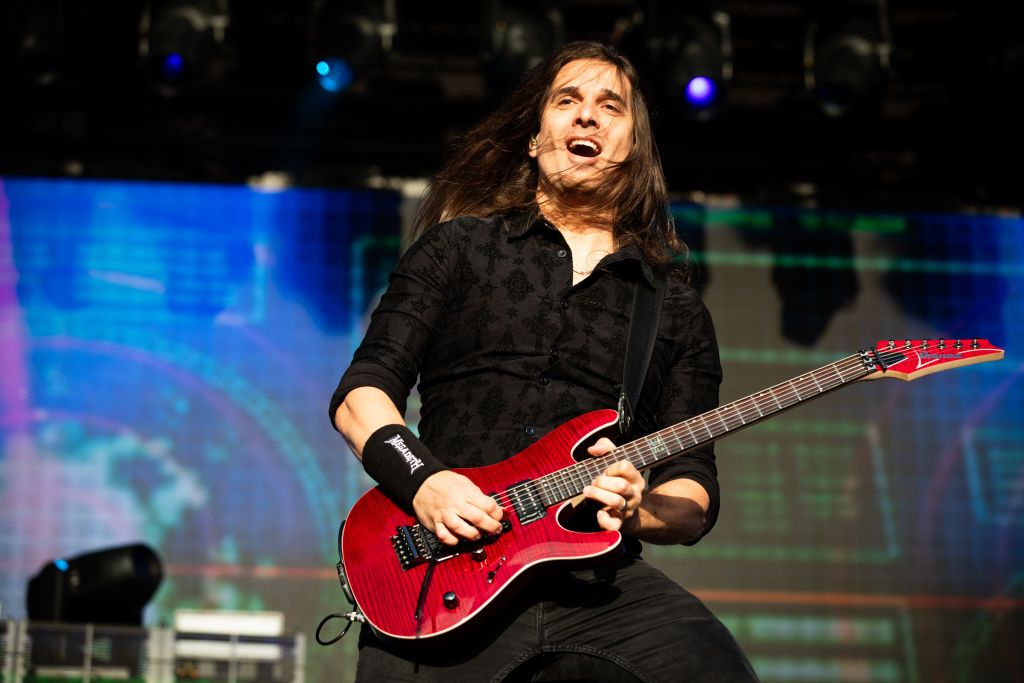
[338,338,1003,639]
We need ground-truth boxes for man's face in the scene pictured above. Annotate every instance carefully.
[530,58,634,191]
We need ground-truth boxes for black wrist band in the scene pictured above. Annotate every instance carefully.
[361,425,447,509]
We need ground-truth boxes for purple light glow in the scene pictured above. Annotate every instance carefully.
[685,76,717,106]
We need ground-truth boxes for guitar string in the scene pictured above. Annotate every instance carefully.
[531,344,984,506]
[488,350,881,515]
[525,352,877,507]
[466,345,970,519]
[484,351,873,516]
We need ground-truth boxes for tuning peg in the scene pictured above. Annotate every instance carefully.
[904,339,912,349]
[887,339,895,349]
[972,339,979,349]
[939,339,946,349]
[921,339,929,349]
[955,339,962,349]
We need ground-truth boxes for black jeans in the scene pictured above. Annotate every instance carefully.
[354,557,758,682]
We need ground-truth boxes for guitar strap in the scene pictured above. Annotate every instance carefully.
[617,267,667,435]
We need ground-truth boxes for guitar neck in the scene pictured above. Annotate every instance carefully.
[537,352,876,507]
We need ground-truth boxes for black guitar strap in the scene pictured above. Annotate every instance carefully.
[617,267,667,435]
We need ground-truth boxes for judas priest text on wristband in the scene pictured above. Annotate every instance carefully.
[360,424,447,509]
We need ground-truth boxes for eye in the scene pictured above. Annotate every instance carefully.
[602,102,622,113]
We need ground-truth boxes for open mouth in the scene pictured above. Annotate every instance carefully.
[567,138,601,158]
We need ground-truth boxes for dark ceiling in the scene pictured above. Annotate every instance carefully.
[1,1,1021,210]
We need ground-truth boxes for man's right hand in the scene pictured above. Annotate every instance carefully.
[413,470,504,546]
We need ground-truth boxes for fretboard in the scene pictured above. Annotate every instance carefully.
[535,351,881,507]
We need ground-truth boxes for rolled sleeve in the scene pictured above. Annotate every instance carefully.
[328,221,458,426]
[646,292,723,543]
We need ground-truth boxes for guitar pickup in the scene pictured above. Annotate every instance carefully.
[508,480,546,525]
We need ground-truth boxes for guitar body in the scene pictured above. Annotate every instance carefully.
[340,409,622,640]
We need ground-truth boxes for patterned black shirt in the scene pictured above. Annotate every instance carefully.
[330,211,723,536]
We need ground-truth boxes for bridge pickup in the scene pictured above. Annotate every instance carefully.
[508,480,546,525]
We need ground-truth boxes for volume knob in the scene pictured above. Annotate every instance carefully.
[442,591,459,609]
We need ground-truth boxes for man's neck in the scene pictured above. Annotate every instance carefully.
[536,190,615,239]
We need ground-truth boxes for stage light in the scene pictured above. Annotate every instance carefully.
[807,18,889,117]
[140,0,229,95]
[315,57,354,94]
[3,0,66,86]
[685,76,717,107]
[650,11,732,120]
[486,6,562,95]
[27,543,163,625]
[311,3,390,95]
[162,52,185,79]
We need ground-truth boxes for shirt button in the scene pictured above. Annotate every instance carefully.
[524,425,536,436]
[560,298,569,310]
[539,375,549,386]
[557,248,568,258]
[548,347,559,361]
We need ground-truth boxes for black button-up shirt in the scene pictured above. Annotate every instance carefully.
[331,211,723,536]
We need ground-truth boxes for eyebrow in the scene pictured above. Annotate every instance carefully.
[551,86,628,108]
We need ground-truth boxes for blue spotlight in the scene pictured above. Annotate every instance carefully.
[685,76,717,107]
[54,559,69,571]
[161,52,185,80]
[316,58,353,93]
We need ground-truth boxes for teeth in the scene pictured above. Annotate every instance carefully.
[568,139,600,156]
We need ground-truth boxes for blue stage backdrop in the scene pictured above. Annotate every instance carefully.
[0,177,1021,683]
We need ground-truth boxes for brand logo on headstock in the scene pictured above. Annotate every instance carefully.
[920,352,962,360]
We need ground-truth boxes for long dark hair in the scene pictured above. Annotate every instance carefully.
[412,41,683,267]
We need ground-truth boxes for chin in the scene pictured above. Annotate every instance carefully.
[562,170,611,193]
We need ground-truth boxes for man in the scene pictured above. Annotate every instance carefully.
[330,41,757,682]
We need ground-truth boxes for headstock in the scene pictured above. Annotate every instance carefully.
[860,338,1004,381]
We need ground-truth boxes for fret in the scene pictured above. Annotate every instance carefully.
[698,414,714,440]
[576,465,590,493]
[538,480,556,507]
[731,402,746,425]
[667,429,686,455]
[809,372,823,392]
[617,444,636,468]
[542,479,557,504]
[639,441,655,468]
[682,420,700,446]
[648,435,669,461]
[629,450,646,470]
[769,389,783,411]
[830,363,844,384]
[715,409,729,434]
[635,442,653,468]
[751,396,764,417]
[574,464,589,489]
[788,380,803,401]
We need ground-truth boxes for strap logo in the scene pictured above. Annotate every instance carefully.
[384,434,424,474]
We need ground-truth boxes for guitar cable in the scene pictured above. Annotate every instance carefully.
[315,609,365,646]
[316,553,366,646]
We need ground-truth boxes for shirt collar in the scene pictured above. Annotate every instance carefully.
[501,211,657,288]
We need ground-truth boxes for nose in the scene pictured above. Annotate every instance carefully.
[575,101,598,128]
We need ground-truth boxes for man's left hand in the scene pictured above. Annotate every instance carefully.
[583,437,645,532]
